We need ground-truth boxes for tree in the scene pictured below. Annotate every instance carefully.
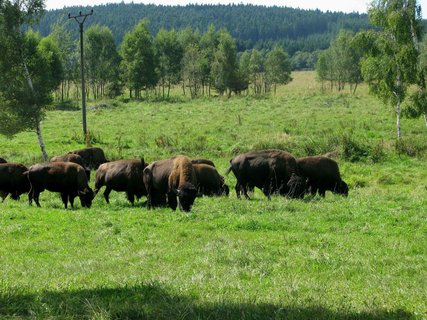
[0,0,61,161]
[359,0,422,139]
[316,30,363,92]
[120,20,157,99]
[200,24,219,95]
[154,28,183,98]
[248,49,264,95]
[265,46,292,94]
[49,20,77,102]
[85,25,121,100]
[211,29,239,96]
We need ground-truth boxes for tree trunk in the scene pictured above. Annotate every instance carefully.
[396,97,402,139]
[36,119,48,161]
[23,60,48,161]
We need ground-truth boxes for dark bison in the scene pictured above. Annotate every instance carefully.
[50,153,90,181]
[0,157,7,163]
[94,159,148,205]
[27,162,94,208]
[0,163,30,201]
[191,158,216,167]
[297,156,348,197]
[143,155,198,212]
[69,147,108,170]
[193,163,229,196]
[226,149,306,199]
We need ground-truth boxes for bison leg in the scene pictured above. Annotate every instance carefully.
[167,192,178,211]
[318,188,326,197]
[69,193,76,208]
[126,192,135,206]
[235,182,241,199]
[1,191,8,202]
[103,187,112,204]
[61,193,68,209]
[33,191,41,207]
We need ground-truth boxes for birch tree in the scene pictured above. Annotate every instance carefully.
[0,0,60,160]
[360,0,422,139]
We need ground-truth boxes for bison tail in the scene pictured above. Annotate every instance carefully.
[224,165,232,176]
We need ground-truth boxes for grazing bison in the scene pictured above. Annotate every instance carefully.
[168,156,198,211]
[193,163,229,196]
[27,162,94,208]
[0,163,30,201]
[69,147,108,170]
[0,158,7,164]
[50,153,90,181]
[94,159,148,205]
[191,158,216,167]
[226,149,306,199]
[143,156,198,212]
[297,156,348,197]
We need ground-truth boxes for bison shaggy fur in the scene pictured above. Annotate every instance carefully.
[69,147,108,170]
[0,163,30,201]
[193,163,229,196]
[27,162,94,208]
[297,156,348,197]
[94,159,147,205]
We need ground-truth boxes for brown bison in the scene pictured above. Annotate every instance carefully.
[27,162,94,208]
[226,149,306,199]
[94,159,148,205]
[143,156,198,212]
[0,157,7,164]
[0,163,30,201]
[193,163,229,196]
[50,153,90,181]
[191,158,215,167]
[297,156,348,197]
[69,147,108,170]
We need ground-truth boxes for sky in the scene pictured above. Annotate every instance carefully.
[45,0,427,18]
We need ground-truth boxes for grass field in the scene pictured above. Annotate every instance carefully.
[0,72,426,319]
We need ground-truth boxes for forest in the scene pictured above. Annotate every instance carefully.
[36,3,371,55]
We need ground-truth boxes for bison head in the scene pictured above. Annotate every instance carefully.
[286,174,306,199]
[78,188,95,208]
[221,183,230,196]
[176,182,198,212]
[336,180,349,196]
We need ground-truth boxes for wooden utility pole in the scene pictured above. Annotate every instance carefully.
[68,9,93,136]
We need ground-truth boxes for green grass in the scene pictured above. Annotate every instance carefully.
[0,72,426,319]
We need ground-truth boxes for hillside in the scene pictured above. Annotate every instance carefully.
[37,3,370,54]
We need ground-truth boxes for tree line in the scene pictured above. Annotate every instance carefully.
[49,20,293,101]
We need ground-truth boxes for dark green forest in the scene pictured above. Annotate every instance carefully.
[37,3,370,55]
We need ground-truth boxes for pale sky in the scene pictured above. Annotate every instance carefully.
[45,0,427,18]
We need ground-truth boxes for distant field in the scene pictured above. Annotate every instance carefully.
[0,71,426,319]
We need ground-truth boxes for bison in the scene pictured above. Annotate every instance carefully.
[94,159,148,205]
[297,156,348,197]
[69,147,108,170]
[27,162,94,208]
[143,156,198,212]
[193,163,229,196]
[50,153,90,181]
[226,149,306,199]
[0,163,30,201]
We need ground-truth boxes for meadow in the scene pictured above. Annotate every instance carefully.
[0,72,426,319]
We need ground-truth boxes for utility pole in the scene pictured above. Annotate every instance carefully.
[68,9,93,137]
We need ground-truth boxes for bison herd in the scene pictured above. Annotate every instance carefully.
[0,147,348,212]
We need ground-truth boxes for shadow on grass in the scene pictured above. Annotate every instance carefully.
[0,283,414,319]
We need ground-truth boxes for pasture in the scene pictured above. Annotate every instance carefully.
[0,71,426,319]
